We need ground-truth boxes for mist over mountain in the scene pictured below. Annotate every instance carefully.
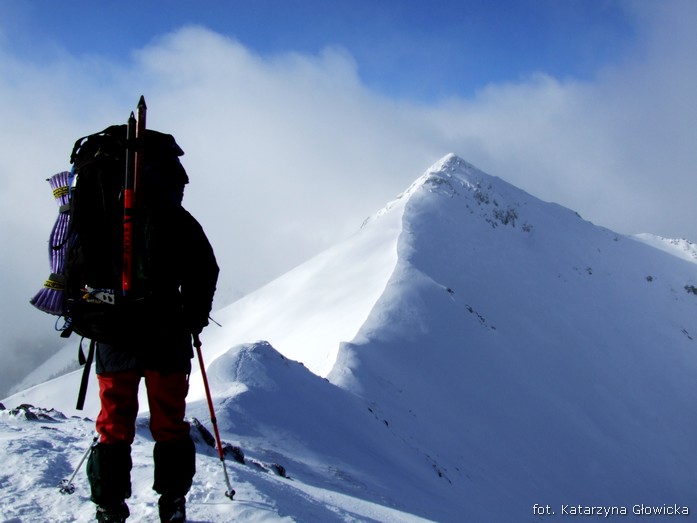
[3,154,696,521]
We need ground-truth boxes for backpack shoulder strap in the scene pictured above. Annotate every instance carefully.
[75,338,96,411]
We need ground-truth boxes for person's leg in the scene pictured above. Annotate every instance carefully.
[95,370,141,443]
[145,369,190,442]
[145,370,195,522]
[88,370,141,521]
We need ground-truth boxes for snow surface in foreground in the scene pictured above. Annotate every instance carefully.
[0,369,434,523]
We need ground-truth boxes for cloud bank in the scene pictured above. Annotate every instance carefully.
[1,0,695,394]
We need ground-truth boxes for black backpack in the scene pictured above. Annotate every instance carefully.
[32,123,188,345]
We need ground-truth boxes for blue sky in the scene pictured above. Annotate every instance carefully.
[4,0,635,99]
[1,0,696,392]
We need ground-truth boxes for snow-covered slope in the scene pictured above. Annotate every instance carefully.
[3,154,697,522]
[331,154,697,518]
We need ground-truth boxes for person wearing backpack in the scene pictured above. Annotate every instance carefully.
[77,134,219,523]
[30,111,219,522]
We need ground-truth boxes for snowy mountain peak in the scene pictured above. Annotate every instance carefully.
[425,152,481,178]
[402,153,490,199]
[370,153,525,230]
[394,153,542,242]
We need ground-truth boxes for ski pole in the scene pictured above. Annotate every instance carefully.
[122,110,136,296]
[58,434,98,495]
[194,334,236,500]
[123,95,146,297]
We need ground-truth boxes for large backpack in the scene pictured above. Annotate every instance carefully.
[31,122,188,345]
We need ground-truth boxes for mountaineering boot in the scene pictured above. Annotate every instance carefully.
[159,495,186,523]
[96,500,130,522]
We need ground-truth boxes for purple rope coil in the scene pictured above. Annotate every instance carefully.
[48,171,71,273]
[30,171,72,315]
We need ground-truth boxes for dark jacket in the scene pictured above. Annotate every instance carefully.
[96,206,219,375]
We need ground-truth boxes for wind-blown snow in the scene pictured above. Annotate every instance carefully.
[634,233,697,263]
[3,154,697,522]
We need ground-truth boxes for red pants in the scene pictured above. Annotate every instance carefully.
[96,370,190,444]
